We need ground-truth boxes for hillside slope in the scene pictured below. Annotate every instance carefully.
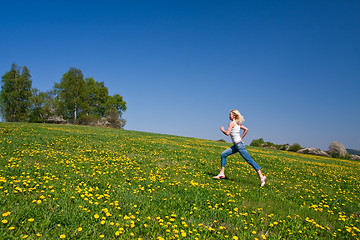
[0,123,359,239]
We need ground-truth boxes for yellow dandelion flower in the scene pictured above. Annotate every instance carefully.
[94,214,99,219]
[2,219,8,224]
[28,218,34,222]
[60,234,65,238]
[9,226,15,230]
[2,212,11,217]
[78,227,82,231]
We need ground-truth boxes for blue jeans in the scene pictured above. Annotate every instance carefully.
[220,142,261,171]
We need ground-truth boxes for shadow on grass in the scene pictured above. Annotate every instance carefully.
[204,171,235,182]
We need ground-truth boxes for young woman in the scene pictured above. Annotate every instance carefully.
[213,110,266,187]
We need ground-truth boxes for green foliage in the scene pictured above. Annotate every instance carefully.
[264,141,275,148]
[280,144,290,151]
[0,63,32,122]
[250,138,264,147]
[77,114,101,125]
[84,77,109,117]
[107,94,127,117]
[289,143,302,152]
[105,107,126,128]
[1,65,127,128]
[28,89,54,123]
[54,67,87,124]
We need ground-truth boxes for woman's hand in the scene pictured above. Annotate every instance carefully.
[220,126,225,131]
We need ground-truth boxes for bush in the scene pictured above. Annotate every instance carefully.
[280,144,290,151]
[328,141,348,158]
[217,139,226,143]
[289,143,302,152]
[264,141,275,148]
[78,114,101,125]
[105,108,126,129]
[250,138,265,147]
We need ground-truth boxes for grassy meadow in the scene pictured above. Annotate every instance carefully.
[0,123,359,239]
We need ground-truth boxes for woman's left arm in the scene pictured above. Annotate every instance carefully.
[240,125,249,141]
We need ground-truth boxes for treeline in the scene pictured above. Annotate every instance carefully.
[0,63,126,128]
[250,138,360,161]
[250,138,300,151]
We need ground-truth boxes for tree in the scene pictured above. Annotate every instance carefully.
[28,89,54,123]
[328,141,348,158]
[250,138,265,147]
[107,94,127,117]
[106,107,126,128]
[54,68,87,124]
[0,63,32,122]
[84,77,109,117]
[289,143,302,152]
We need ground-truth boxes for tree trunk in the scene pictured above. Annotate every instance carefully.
[74,102,77,124]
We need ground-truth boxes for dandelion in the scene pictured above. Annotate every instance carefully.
[78,227,82,231]
[60,235,66,239]
[2,219,8,224]
[2,212,11,217]
[9,226,15,230]
[94,214,99,219]
[23,235,28,239]
[28,218,34,222]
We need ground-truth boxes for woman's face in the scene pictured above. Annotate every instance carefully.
[229,112,235,120]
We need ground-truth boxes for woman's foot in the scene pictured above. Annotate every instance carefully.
[213,174,225,179]
[260,176,266,187]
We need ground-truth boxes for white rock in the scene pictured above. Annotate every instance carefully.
[297,148,331,157]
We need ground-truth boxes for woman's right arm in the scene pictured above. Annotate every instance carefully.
[220,122,235,136]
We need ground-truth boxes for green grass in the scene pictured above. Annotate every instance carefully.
[0,122,359,239]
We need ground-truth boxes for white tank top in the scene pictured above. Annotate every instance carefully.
[230,121,241,143]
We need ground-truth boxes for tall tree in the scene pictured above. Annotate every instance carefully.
[0,63,32,122]
[84,77,109,117]
[28,89,53,123]
[54,68,86,124]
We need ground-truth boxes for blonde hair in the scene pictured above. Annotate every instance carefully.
[231,110,245,125]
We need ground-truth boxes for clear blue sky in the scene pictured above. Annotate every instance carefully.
[1,0,359,150]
